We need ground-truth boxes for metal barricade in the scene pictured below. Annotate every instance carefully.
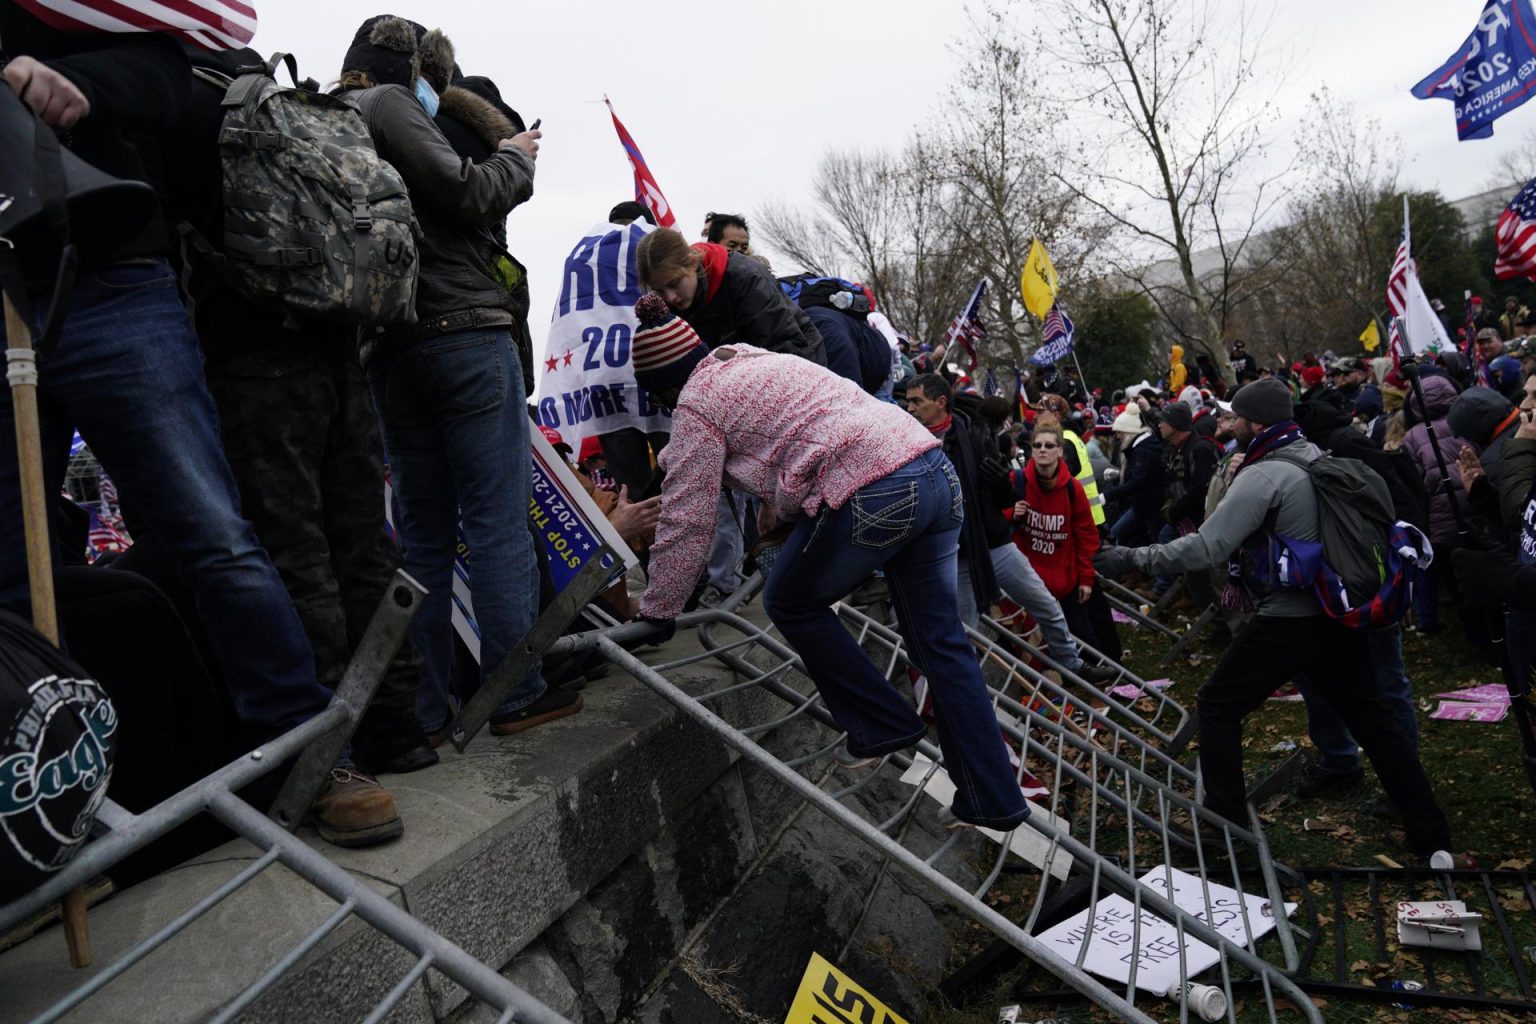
[544,589,1320,1024]
[0,571,571,1024]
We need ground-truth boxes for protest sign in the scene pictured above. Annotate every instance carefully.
[1431,682,1512,704]
[784,952,909,1024]
[1034,866,1295,994]
[1429,701,1509,723]
[384,428,637,664]
[533,220,672,459]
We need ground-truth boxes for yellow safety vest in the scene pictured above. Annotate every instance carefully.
[1063,430,1105,525]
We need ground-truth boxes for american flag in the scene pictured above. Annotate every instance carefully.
[1386,223,1412,320]
[1496,177,1536,282]
[15,0,257,51]
[945,279,987,371]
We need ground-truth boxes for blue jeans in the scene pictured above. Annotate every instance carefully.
[1153,521,1179,594]
[0,260,331,744]
[366,327,543,733]
[1110,507,1154,546]
[763,449,1029,829]
[706,489,746,593]
[956,544,1085,672]
[1297,626,1418,772]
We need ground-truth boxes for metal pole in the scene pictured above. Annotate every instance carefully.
[3,292,90,969]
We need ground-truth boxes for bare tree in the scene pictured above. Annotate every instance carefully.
[1041,0,1290,381]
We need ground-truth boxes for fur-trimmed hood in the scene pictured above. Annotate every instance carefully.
[439,85,517,148]
[342,15,456,93]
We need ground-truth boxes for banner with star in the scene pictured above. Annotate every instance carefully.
[534,220,673,460]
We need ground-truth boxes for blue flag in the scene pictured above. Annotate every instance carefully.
[1412,0,1536,141]
[1029,302,1075,366]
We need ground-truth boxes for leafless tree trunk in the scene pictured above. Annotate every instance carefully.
[1042,0,1290,383]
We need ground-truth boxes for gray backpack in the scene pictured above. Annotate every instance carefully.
[200,54,419,325]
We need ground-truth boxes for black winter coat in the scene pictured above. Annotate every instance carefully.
[805,306,890,393]
[1106,433,1166,518]
[940,401,1012,606]
[683,253,828,366]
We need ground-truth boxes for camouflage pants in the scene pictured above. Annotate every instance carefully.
[209,342,419,716]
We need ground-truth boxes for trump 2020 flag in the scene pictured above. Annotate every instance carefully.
[605,98,676,229]
[1412,0,1536,141]
[1029,302,1075,366]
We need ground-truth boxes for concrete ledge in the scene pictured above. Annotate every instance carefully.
[0,622,766,1024]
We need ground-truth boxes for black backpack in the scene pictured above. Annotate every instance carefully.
[0,611,117,901]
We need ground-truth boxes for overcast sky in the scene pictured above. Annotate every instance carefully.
[250,0,1533,335]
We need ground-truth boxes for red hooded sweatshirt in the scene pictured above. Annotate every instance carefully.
[1006,460,1099,599]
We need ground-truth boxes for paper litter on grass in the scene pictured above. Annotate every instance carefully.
[1108,678,1173,701]
[1111,609,1137,625]
[898,754,1071,880]
[1429,683,1511,704]
[1034,866,1297,994]
[1429,701,1509,723]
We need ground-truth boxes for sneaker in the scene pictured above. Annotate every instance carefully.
[1073,662,1118,685]
[1295,759,1365,799]
[1017,767,1051,801]
[489,687,584,736]
[831,740,882,770]
[309,767,403,848]
[697,585,729,608]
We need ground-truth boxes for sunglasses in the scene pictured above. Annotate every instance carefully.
[1032,442,1060,450]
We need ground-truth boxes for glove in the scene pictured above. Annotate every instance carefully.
[1094,546,1137,580]
[634,614,676,646]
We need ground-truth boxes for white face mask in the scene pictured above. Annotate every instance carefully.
[414,78,440,117]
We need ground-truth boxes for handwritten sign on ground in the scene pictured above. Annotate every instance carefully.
[1034,866,1295,993]
[898,754,1071,881]
[784,952,909,1024]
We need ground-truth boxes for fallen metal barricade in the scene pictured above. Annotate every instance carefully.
[547,590,1321,1024]
[0,571,571,1024]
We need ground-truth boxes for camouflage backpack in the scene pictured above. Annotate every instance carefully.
[204,53,419,325]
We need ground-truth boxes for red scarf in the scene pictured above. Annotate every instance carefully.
[692,242,730,303]
[926,413,954,438]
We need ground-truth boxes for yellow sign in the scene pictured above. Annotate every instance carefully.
[1020,238,1059,320]
[1360,319,1381,352]
[784,952,910,1024]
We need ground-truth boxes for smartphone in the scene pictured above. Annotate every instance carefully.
[529,118,542,130]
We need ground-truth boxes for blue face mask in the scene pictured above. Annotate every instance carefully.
[414,78,440,118]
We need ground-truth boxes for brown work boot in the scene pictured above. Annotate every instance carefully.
[309,766,403,848]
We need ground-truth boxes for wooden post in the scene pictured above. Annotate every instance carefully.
[3,293,91,968]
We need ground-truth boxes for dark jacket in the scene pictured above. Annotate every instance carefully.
[1449,386,1521,490]
[1161,431,1220,526]
[347,84,534,350]
[938,400,1011,606]
[1,6,190,273]
[1297,396,1432,534]
[804,306,889,393]
[683,246,827,366]
[1106,432,1166,518]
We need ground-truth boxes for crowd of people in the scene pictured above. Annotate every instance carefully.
[3,4,1533,880]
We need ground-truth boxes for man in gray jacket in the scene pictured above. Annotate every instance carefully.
[1096,379,1454,856]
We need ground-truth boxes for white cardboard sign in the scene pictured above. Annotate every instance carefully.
[1034,866,1295,993]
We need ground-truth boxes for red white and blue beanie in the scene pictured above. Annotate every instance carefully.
[633,294,710,393]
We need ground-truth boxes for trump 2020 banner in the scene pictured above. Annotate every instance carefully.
[534,221,672,456]
[1413,0,1536,140]
[384,428,637,664]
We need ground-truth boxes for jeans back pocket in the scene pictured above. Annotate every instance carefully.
[851,480,919,550]
[939,457,964,527]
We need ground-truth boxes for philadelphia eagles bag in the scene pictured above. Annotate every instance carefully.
[187,53,420,326]
[0,610,117,901]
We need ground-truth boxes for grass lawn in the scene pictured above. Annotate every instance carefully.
[924,602,1536,1024]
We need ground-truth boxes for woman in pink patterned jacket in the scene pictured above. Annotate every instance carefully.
[628,295,1029,831]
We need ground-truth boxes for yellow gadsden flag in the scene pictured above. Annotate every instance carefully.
[784,952,910,1024]
[1360,319,1381,352]
[1020,238,1059,320]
